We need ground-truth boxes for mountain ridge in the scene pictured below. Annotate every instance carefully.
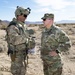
[1,20,75,25]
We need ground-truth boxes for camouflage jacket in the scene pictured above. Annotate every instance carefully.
[6,20,35,51]
[41,25,71,55]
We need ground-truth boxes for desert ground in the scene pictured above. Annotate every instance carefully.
[0,24,75,75]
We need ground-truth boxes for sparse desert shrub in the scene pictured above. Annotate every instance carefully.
[0,25,7,30]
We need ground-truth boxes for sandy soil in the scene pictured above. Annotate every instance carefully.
[0,25,75,75]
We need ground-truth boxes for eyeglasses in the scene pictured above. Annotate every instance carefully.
[20,13,27,17]
[43,18,52,21]
[23,14,27,18]
[43,19,46,21]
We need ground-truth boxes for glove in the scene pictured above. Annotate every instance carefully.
[28,48,35,54]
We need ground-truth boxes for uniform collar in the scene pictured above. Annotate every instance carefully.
[17,21,25,26]
[45,24,54,32]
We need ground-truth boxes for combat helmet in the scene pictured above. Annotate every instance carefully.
[15,6,31,17]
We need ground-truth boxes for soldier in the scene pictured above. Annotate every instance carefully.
[41,13,71,75]
[6,6,35,75]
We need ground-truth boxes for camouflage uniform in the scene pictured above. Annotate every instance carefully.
[41,13,71,75]
[6,6,35,75]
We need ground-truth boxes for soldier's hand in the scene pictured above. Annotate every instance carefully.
[49,51,58,56]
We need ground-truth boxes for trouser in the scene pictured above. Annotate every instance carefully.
[10,50,27,75]
[42,60,62,75]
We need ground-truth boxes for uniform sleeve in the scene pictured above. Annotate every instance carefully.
[56,30,71,52]
[7,25,27,45]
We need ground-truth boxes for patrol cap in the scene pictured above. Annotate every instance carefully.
[41,13,54,20]
[15,6,31,17]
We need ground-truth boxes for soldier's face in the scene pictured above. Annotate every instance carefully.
[17,14,27,22]
[43,18,53,28]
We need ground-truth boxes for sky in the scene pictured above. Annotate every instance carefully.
[0,0,75,22]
